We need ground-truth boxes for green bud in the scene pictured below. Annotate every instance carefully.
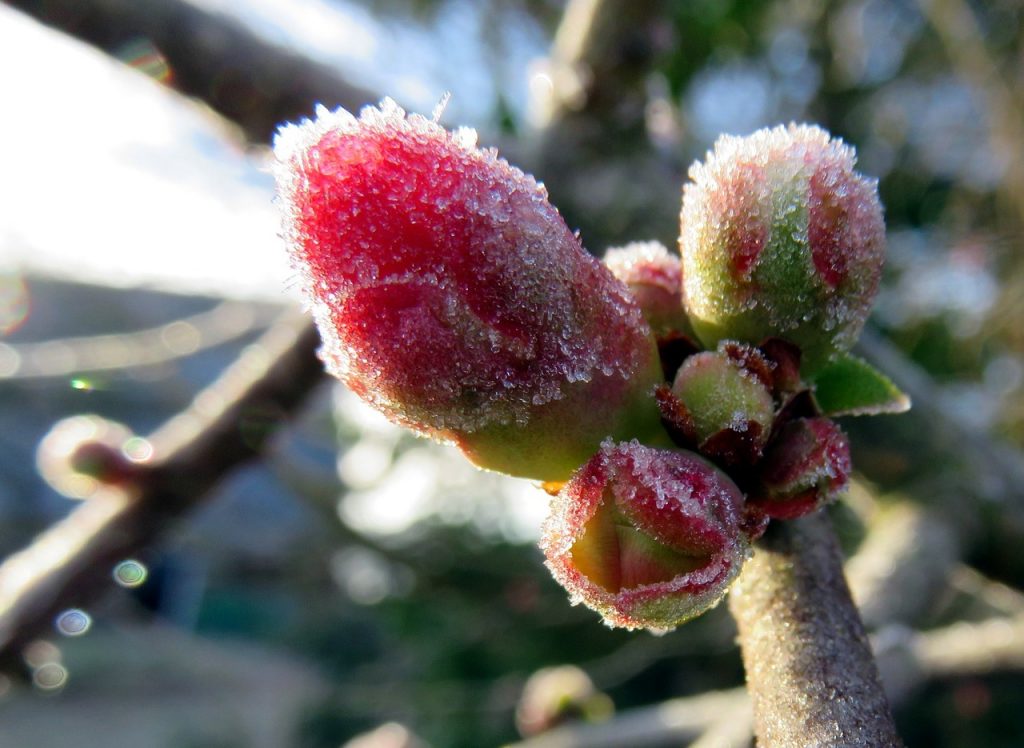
[679,124,885,374]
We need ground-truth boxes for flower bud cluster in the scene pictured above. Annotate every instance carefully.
[274,104,889,630]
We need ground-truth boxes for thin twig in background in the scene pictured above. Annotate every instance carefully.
[846,499,960,629]
[0,314,324,672]
[510,608,1024,748]
[0,300,278,380]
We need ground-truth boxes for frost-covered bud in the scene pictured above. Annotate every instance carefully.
[670,343,775,464]
[748,417,851,519]
[275,100,663,481]
[680,124,885,374]
[603,241,692,338]
[541,441,749,629]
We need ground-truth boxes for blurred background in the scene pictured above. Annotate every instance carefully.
[1,0,1023,745]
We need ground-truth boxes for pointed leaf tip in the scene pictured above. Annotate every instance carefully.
[811,353,911,417]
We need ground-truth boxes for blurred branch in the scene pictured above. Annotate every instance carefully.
[0,313,324,672]
[686,703,753,748]
[510,608,1024,748]
[949,566,1024,617]
[3,0,376,142]
[857,328,1024,504]
[728,512,901,747]
[915,0,1024,224]
[855,328,1024,554]
[526,0,680,246]
[531,0,662,133]
[846,499,960,629]
[877,613,1024,706]
[0,300,278,380]
[506,688,746,748]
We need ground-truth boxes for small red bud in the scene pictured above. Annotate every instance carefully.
[541,440,748,629]
[748,417,851,519]
[275,101,663,480]
[603,241,692,338]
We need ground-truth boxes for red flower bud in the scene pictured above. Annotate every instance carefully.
[680,124,885,373]
[541,440,748,629]
[275,101,663,480]
[748,417,851,519]
[603,241,692,338]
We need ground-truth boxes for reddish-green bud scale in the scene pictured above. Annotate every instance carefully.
[541,441,749,629]
[749,417,851,519]
[275,101,663,480]
[680,125,885,373]
[671,345,775,455]
[603,241,693,338]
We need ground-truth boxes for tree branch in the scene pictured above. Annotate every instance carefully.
[846,499,960,629]
[4,0,377,141]
[727,512,902,747]
[507,688,746,748]
[0,314,324,672]
[0,300,277,380]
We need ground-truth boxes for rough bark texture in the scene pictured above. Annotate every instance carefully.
[728,512,902,747]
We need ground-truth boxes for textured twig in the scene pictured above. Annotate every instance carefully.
[510,608,1024,748]
[0,314,324,671]
[728,512,902,747]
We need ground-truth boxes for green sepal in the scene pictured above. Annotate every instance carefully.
[811,353,911,417]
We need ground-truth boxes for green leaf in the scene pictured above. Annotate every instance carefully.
[811,353,911,417]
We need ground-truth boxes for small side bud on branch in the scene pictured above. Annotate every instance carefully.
[670,343,776,466]
[748,417,851,519]
[603,241,692,339]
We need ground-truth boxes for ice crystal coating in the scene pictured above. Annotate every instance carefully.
[680,124,885,374]
[603,241,691,337]
[275,100,662,480]
[748,417,851,519]
[541,440,749,629]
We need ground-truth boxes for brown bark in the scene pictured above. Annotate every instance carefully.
[728,512,902,747]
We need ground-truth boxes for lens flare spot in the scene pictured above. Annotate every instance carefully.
[122,436,154,463]
[55,609,92,637]
[70,378,93,391]
[113,559,148,588]
[23,640,61,669]
[32,663,68,691]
